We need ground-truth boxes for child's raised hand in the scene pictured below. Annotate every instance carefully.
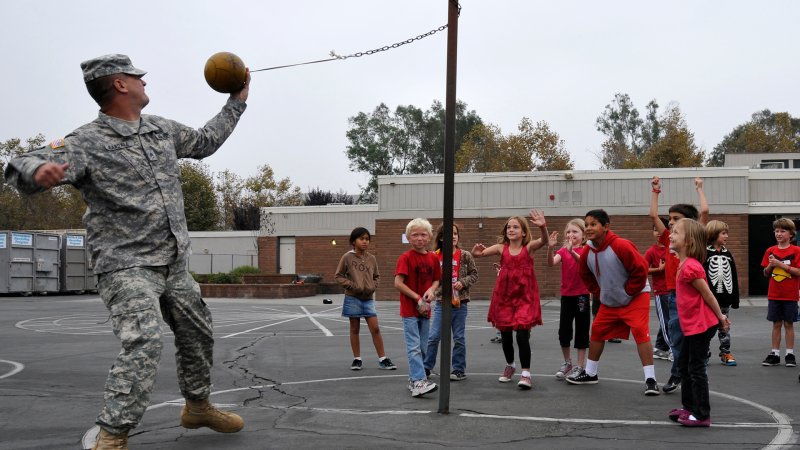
[471,243,486,257]
[651,176,661,190]
[529,209,546,227]
[695,177,704,190]
[548,231,559,247]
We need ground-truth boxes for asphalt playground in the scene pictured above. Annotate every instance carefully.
[0,293,797,449]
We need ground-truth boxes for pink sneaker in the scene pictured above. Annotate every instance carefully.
[499,365,516,382]
[678,415,711,427]
[668,408,690,422]
[517,375,532,389]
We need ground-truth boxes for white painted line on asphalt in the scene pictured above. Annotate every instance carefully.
[0,360,24,380]
[300,306,333,336]
[711,389,796,449]
[143,372,794,448]
[220,316,305,338]
[458,413,785,428]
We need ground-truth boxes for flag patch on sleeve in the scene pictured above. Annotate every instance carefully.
[50,138,66,149]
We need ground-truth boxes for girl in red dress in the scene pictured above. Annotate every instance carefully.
[471,209,548,389]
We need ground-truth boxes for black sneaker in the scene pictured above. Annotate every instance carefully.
[450,371,467,381]
[425,368,431,378]
[566,369,598,385]
[350,359,362,370]
[645,378,660,396]
[762,353,781,366]
[786,354,797,367]
[378,358,397,370]
[662,375,680,394]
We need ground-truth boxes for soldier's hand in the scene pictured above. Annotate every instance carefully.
[230,68,250,102]
[33,162,69,189]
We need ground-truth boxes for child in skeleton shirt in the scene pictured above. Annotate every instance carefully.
[703,220,740,366]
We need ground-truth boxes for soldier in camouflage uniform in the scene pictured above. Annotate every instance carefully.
[4,54,249,449]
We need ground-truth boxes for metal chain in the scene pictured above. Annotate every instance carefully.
[332,2,461,60]
[251,2,461,73]
[330,25,448,60]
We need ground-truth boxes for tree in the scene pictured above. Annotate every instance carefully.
[456,118,574,172]
[215,169,244,230]
[304,187,353,206]
[215,166,302,231]
[179,160,219,231]
[243,164,304,208]
[595,93,644,164]
[706,110,800,166]
[596,94,665,169]
[596,94,702,169]
[640,104,704,168]
[345,100,483,201]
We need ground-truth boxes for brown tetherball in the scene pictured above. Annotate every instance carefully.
[203,52,246,93]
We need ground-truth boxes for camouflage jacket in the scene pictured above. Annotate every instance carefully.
[4,98,246,274]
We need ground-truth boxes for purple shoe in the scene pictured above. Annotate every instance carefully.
[668,408,690,422]
[678,415,711,427]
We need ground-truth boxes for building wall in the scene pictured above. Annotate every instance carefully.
[188,231,259,274]
[257,214,750,300]
[257,237,278,274]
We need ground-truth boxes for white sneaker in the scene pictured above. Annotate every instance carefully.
[568,365,584,378]
[653,349,671,360]
[411,379,438,397]
[555,361,573,379]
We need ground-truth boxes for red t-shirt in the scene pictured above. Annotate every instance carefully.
[395,249,442,318]
[676,258,719,336]
[658,229,679,291]
[557,246,589,296]
[644,243,669,294]
[761,245,800,301]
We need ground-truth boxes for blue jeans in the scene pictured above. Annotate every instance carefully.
[667,291,684,378]
[402,315,430,382]
[424,302,468,373]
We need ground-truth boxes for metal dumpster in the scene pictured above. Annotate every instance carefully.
[60,233,97,293]
[0,231,60,294]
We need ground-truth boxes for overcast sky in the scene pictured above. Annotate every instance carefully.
[3,1,798,195]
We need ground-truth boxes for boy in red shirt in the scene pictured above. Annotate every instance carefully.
[566,209,660,396]
[760,218,800,367]
[645,217,672,361]
[395,218,441,397]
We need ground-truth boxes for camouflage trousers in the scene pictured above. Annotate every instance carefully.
[95,257,214,434]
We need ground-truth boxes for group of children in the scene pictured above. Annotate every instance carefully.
[333,176,800,428]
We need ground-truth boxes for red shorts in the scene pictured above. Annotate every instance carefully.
[590,292,651,344]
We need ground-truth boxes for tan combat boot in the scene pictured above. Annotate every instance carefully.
[180,398,244,433]
[92,428,128,450]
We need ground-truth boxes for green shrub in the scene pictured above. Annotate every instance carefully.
[206,272,241,284]
[230,265,260,277]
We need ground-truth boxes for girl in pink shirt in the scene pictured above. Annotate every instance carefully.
[547,218,590,380]
[668,218,730,427]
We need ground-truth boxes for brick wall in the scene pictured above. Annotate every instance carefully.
[257,237,278,274]
[257,214,750,300]
[295,235,352,281]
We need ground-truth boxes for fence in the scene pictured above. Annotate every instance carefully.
[188,253,258,275]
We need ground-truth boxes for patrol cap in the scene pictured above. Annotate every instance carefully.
[80,54,147,83]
